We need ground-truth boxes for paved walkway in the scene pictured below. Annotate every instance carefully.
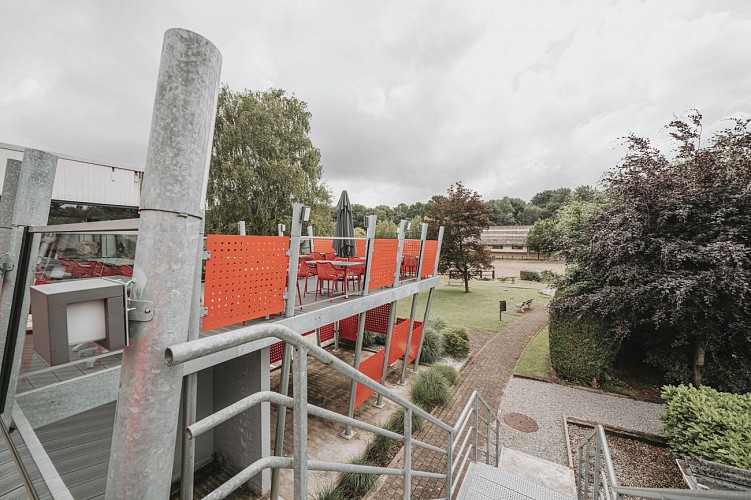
[370,305,550,499]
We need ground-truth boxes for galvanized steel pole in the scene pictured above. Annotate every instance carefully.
[0,150,57,424]
[292,345,308,499]
[238,220,246,235]
[105,28,221,499]
[412,226,443,372]
[400,223,427,384]
[0,160,21,251]
[375,220,406,406]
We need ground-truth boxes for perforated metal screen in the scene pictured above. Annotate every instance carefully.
[421,240,439,278]
[408,321,424,363]
[403,240,421,257]
[364,304,391,335]
[339,315,359,341]
[355,350,384,408]
[387,318,412,366]
[368,239,399,290]
[203,235,289,331]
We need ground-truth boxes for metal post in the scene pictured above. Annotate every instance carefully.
[284,203,303,318]
[411,226,444,372]
[342,215,375,438]
[105,29,221,500]
[0,159,21,254]
[333,320,339,352]
[270,343,292,499]
[402,407,412,499]
[446,430,454,499]
[400,223,427,383]
[307,225,314,253]
[292,346,308,499]
[593,436,601,498]
[0,150,57,424]
[180,216,205,499]
[238,220,246,235]
[376,220,406,405]
[472,397,479,462]
[486,406,492,465]
[495,416,500,466]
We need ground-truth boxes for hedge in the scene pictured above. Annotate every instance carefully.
[520,269,559,283]
[443,326,470,359]
[548,306,618,384]
[660,385,751,469]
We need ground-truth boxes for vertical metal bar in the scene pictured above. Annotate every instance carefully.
[433,226,445,276]
[106,29,221,500]
[593,436,601,500]
[284,203,303,318]
[577,439,585,499]
[472,397,479,462]
[446,430,454,499]
[292,346,308,500]
[0,149,57,424]
[402,407,412,500]
[277,223,285,237]
[376,219,407,404]
[495,418,500,466]
[486,407,492,464]
[180,216,205,499]
[411,287,434,372]
[270,343,292,499]
[0,159,21,253]
[307,225,314,253]
[333,320,339,352]
[237,220,246,235]
[360,215,377,294]
[584,439,592,500]
[415,222,428,281]
[315,328,321,347]
[399,223,425,383]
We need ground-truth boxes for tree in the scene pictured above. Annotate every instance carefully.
[526,197,605,256]
[427,182,492,292]
[486,198,518,225]
[374,219,397,238]
[553,113,751,391]
[206,86,331,235]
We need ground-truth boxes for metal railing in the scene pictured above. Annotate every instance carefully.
[166,323,500,500]
[576,425,749,500]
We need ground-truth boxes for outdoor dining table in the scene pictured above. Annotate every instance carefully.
[307,260,364,299]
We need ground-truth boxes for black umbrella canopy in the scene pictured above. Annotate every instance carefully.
[333,190,356,257]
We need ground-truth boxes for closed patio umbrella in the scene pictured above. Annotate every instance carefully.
[333,190,356,257]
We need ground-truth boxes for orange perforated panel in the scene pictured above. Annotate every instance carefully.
[355,350,385,408]
[314,238,335,254]
[420,240,439,278]
[355,239,366,257]
[387,319,412,366]
[365,304,391,335]
[408,321,424,363]
[403,240,421,257]
[320,323,335,342]
[270,341,285,364]
[368,239,399,290]
[203,235,289,331]
[339,314,359,341]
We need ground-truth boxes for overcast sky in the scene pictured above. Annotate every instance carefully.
[2,1,750,207]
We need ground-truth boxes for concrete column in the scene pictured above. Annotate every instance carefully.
[0,150,57,424]
[105,28,221,499]
[213,349,270,494]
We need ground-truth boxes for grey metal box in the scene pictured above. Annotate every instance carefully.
[30,278,128,366]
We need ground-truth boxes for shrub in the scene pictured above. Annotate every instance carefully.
[548,306,618,385]
[337,455,377,498]
[443,326,470,359]
[411,368,451,410]
[660,385,751,469]
[312,482,342,500]
[365,434,395,465]
[428,316,448,332]
[419,326,443,365]
[432,363,459,385]
[386,407,425,434]
[519,270,539,281]
[520,269,559,283]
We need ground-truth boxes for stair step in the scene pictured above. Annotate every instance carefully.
[457,462,574,500]
[499,448,577,498]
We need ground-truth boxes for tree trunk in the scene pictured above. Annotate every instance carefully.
[693,342,705,387]
[463,269,470,293]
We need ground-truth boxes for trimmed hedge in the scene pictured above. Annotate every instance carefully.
[548,306,618,384]
[443,326,470,359]
[660,385,751,469]
[520,269,559,283]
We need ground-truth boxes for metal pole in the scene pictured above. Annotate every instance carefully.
[307,225,314,253]
[106,29,221,500]
[472,397,479,462]
[0,150,57,424]
[486,406,492,465]
[238,220,246,235]
[446,430,454,499]
[284,203,303,318]
[342,215,375,438]
[376,220,406,405]
[411,226,443,372]
[400,223,427,383]
[402,407,412,500]
[180,216,205,499]
[292,346,308,499]
[0,159,21,253]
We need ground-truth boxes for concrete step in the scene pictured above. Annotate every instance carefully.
[499,448,577,498]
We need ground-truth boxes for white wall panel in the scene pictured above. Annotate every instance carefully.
[0,143,142,208]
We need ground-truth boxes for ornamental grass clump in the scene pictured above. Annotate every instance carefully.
[432,363,459,385]
[387,406,425,434]
[337,455,377,499]
[419,326,444,365]
[312,482,342,500]
[411,367,451,410]
[443,326,470,359]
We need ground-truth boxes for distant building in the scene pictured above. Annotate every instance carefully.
[480,225,545,260]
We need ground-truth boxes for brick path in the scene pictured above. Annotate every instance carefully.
[369,305,550,499]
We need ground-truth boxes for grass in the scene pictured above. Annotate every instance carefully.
[515,325,556,379]
[396,278,549,331]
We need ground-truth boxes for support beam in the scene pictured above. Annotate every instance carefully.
[400,223,427,383]
[412,226,443,372]
[105,28,221,500]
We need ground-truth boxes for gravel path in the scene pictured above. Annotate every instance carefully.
[499,377,665,466]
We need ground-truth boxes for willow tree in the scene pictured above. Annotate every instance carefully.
[206,86,332,235]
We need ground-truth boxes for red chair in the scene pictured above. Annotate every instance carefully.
[402,255,418,278]
[296,261,314,303]
[315,262,346,300]
[89,260,115,277]
[348,257,366,291]
[324,252,336,261]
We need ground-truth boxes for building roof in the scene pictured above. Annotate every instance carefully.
[480,226,532,246]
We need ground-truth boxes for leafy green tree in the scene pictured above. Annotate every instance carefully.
[553,113,751,391]
[527,197,605,255]
[486,198,518,225]
[374,219,397,238]
[405,216,424,239]
[427,182,492,292]
[206,86,331,235]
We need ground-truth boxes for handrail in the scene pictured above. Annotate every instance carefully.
[576,425,747,500]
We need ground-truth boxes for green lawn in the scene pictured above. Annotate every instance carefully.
[515,325,556,379]
[395,278,550,331]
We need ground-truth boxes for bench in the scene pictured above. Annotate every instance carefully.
[498,276,516,284]
[514,298,533,312]
[447,268,496,280]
